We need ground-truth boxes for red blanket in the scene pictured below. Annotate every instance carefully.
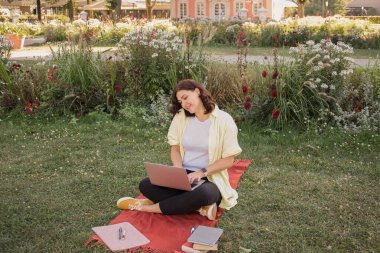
[85,160,251,252]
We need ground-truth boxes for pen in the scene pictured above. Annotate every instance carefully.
[119,227,123,240]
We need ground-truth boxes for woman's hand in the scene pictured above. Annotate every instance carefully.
[187,170,205,184]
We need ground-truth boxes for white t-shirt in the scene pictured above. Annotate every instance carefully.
[182,116,211,171]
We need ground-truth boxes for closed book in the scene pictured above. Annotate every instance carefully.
[187,225,223,246]
[181,242,207,253]
[193,243,218,251]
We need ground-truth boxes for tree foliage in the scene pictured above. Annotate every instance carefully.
[304,0,349,16]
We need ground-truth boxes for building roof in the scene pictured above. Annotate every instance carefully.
[0,0,35,7]
[0,0,88,8]
[348,0,380,8]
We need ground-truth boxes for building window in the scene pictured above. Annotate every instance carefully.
[235,1,244,16]
[253,3,258,15]
[196,2,205,17]
[179,2,188,18]
[253,1,262,15]
[215,3,226,20]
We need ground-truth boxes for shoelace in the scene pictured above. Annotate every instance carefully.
[128,201,142,210]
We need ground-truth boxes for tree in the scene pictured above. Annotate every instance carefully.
[292,0,308,18]
[66,0,76,21]
[330,0,349,16]
[106,0,122,21]
[304,0,349,17]
[36,0,42,21]
[145,0,156,20]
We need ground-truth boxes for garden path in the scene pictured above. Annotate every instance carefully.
[9,45,373,67]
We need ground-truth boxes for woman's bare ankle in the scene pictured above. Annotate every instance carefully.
[141,203,162,213]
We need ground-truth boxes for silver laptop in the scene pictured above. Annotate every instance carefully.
[144,162,205,191]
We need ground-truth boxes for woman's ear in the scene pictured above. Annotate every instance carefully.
[195,88,200,96]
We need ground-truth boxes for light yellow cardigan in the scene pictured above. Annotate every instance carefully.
[167,106,242,210]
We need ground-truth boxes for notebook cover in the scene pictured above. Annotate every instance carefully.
[92,222,150,252]
[187,225,223,246]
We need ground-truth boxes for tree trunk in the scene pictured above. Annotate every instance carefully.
[145,0,156,20]
[115,0,122,21]
[68,0,75,21]
[36,0,42,22]
[87,0,93,18]
[298,4,305,18]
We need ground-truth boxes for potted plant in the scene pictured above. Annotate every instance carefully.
[0,22,28,49]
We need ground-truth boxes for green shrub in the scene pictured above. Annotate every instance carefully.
[118,27,182,98]
[246,40,357,129]
[45,15,70,23]
[0,61,51,113]
[0,35,12,63]
[332,66,380,131]
[51,41,106,113]
[206,62,246,108]
[44,22,67,42]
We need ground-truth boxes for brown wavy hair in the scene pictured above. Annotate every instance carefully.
[168,79,215,116]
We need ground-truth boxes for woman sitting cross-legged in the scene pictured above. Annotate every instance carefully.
[117,79,242,220]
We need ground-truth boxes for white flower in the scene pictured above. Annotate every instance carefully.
[330,85,336,90]
[315,78,321,83]
[332,71,337,76]
[151,53,158,58]
[321,83,328,89]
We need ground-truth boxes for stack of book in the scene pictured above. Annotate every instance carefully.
[182,225,223,253]
[182,242,218,253]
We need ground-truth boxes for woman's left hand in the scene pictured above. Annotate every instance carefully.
[187,171,205,184]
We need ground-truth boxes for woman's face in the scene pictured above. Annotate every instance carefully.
[176,88,202,114]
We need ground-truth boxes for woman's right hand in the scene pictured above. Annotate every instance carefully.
[187,171,204,184]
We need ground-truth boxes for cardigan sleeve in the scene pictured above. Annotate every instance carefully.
[221,115,242,158]
[167,114,180,146]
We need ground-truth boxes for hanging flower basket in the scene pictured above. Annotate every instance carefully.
[6,34,25,49]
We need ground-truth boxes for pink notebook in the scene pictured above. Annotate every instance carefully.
[92,222,150,252]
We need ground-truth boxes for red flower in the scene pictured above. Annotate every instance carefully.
[244,101,251,110]
[32,101,40,108]
[356,103,363,108]
[76,112,81,117]
[355,109,361,113]
[242,85,249,94]
[11,63,22,71]
[25,101,32,114]
[261,70,267,78]
[272,71,279,79]
[245,97,251,102]
[47,65,57,81]
[270,89,277,97]
[114,84,121,92]
[273,34,278,40]
[272,109,281,119]
[348,94,353,100]
[269,83,277,90]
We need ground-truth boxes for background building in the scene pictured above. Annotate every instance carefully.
[170,0,297,21]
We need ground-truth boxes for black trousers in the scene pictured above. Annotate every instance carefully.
[139,176,222,215]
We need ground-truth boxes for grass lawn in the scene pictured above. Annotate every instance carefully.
[0,114,379,252]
